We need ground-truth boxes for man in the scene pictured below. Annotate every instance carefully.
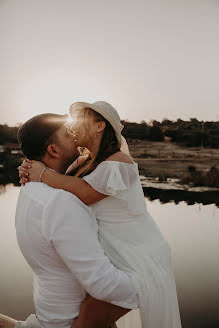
[15,113,138,328]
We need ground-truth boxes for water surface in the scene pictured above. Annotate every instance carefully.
[1,185,219,328]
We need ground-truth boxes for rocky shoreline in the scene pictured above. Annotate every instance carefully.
[140,176,219,207]
[140,176,219,192]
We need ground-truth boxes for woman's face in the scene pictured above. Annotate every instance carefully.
[67,108,97,148]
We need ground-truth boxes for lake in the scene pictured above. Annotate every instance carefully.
[0,185,219,328]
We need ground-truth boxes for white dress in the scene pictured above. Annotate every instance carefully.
[83,161,182,328]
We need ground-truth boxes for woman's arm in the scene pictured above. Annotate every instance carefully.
[40,168,106,205]
[19,160,107,205]
[19,150,133,205]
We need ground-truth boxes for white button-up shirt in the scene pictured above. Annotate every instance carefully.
[15,182,138,326]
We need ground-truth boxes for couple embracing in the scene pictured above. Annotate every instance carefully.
[15,101,182,328]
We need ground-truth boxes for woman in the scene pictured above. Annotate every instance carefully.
[19,101,182,328]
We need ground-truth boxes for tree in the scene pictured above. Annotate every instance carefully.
[149,126,164,141]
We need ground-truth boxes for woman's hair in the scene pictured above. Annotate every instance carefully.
[70,108,120,178]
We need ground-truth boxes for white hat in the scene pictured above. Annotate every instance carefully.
[69,101,124,147]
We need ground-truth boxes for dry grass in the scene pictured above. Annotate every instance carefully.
[128,139,219,179]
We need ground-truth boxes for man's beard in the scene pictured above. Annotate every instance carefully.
[62,151,79,173]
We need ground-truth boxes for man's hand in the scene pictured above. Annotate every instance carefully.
[0,314,17,328]
[71,295,130,328]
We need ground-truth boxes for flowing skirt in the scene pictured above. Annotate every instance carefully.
[98,216,182,328]
[117,309,141,328]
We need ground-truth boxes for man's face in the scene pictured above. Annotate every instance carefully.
[54,124,80,168]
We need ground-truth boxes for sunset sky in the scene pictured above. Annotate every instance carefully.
[0,0,219,126]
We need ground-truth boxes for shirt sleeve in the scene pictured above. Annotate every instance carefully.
[82,161,138,196]
[42,190,138,309]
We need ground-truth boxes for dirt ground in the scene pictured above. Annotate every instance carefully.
[128,139,219,179]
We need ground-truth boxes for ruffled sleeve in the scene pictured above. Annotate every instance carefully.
[82,161,138,197]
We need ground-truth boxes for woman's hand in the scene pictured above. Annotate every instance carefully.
[27,160,46,182]
[18,159,46,185]
[18,159,32,186]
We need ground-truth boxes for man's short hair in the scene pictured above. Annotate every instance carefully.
[17,113,67,160]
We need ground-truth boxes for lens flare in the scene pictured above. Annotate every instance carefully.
[67,113,74,125]
[65,114,79,141]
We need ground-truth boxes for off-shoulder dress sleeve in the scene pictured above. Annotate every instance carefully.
[82,161,138,196]
[83,160,146,215]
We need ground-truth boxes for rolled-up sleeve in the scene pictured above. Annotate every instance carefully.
[42,190,138,309]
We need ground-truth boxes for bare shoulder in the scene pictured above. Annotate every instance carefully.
[106,151,135,164]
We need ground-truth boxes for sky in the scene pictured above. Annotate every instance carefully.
[0,0,219,126]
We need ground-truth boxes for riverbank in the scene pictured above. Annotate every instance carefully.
[1,140,219,191]
[128,139,219,181]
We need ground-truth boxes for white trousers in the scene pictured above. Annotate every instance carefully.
[15,314,73,328]
[15,314,117,328]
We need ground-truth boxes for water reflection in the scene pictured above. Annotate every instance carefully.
[1,179,219,208]
[1,186,219,328]
[147,200,219,328]
[144,187,219,207]
[0,185,34,320]
[0,150,23,188]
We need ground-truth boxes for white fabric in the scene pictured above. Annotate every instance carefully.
[83,161,182,328]
[15,183,138,328]
[120,136,130,155]
[15,314,40,328]
[15,314,117,328]
[15,315,72,328]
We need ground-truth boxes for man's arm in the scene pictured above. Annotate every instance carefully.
[71,295,131,328]
[42,190,138,309]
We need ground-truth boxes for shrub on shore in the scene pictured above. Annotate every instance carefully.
[1,118,219,148]
[180,166,219,188]
[122,119,219,148]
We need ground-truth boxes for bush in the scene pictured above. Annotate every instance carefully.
[180,166,219,188]
[149,126,164,141]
